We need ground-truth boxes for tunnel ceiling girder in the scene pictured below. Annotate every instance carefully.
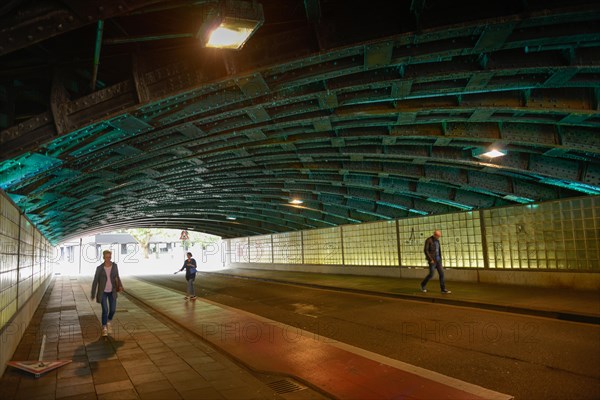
[1,1,599,242]
[3,5,600,156]
[11,153,577,208]
[28,86,599,170]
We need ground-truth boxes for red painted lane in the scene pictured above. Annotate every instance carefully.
[191,305,484,399]
[127,280,511,400]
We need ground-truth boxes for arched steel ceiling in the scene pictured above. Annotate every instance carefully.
[0,0,599,244]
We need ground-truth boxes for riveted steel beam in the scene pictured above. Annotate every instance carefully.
[4,26,600,161]
[3,4,600,242]
[0,0,165,57]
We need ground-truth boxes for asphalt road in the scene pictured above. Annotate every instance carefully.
[138,272,600,400]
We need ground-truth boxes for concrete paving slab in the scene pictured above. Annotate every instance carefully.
[0,277,287,400]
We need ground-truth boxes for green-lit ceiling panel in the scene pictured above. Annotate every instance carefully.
[503,195,535,204]
[427,198,474,210]
[0,153,62,190]
[44,123,109,157]
[7,193,26,205]
[1,3,599,242]
[539,178,600,195]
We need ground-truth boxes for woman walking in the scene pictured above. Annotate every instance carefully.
[91,250,124,336]
[176,252,197,300]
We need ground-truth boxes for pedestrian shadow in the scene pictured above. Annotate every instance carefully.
[78,313,126,363]
[85,336,125,360]
[69,325,126,380]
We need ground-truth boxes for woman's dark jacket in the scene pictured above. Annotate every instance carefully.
[91,262,123,303]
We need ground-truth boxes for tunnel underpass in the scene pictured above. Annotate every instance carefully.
[1,1,599,398]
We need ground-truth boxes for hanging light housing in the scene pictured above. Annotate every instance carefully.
[472,147,507,159]
[197,0,264,50]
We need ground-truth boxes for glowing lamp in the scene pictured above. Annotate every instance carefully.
[198,1,264,50]
[472,148,507,159]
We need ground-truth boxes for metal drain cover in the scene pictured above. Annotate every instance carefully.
[267,379,307,394]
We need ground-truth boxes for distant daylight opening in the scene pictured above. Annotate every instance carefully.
[55,228,223,276]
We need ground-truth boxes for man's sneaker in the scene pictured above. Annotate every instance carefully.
[190,296,197,300]
[102,326,108,337]
[441,289,452,294]
[106,321,112,334]
[420,286,427,293]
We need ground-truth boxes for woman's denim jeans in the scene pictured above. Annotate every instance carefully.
[100,291,116,326]
[187,277,195,296]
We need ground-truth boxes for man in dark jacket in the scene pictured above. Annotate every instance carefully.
[420,230,451,294]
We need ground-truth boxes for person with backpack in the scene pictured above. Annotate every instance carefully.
[175,252,197,300]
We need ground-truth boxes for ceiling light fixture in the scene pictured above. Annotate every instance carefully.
[289,199,303,205]
[472,147,507,159]
[226,216,237,220]
[482,149,507,158]
[197,0,264,50]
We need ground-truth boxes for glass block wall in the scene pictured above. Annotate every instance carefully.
[484,197,599,269]
[249,235,273,263]
[0,193,53,331]
[272,231,302,264]
[225,196,599,271]
[228,237,250,263]
[17,215,33,309]
[399,211,484,268]
[33,229,43,292]
[0,195,19,330]
[303,227,343,265]
[343,220,398,266]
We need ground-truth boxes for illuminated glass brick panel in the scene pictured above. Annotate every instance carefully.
[0,194,54,330]
[399,211,484,268]
[0,199,19,274]
[228,237,250,263]
[0,196,21,330]
[0,299,17,331]
[272,231,302,264]
[32,231,42,292]
[303,227,342,265]
[228,196,598,272]
[18,215,34,308]
[249,235,273,263]
[484,197,599,270]
[342,221,398,266]
[43,240,51,283]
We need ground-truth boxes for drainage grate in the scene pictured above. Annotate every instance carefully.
[267,379,306,394]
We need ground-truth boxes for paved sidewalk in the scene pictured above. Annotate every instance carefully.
[209,268,600,324]
[0,276,286,400]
